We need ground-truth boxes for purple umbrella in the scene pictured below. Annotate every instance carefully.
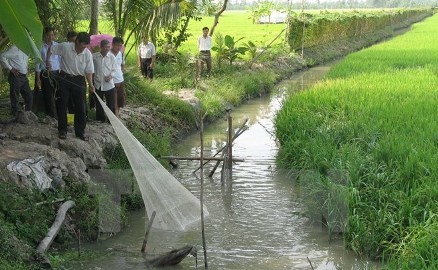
[88,34,125,53]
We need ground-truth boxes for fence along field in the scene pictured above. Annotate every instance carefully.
[275,13,438,269]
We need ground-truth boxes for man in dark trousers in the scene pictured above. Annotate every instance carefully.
[0,45,33,116]
[47,32,94,140]
[109,37,125,117]
[137,36,156,80]
[92,39,116,122]
[35,26,61,118]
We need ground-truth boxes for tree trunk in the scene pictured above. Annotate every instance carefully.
[35,200,75,268]
[210,0,229,36]
[89,0,99,35]
[174,16,191,50]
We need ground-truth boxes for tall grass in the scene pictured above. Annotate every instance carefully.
[275,14,438,268]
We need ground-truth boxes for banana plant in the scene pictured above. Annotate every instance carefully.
[0,0,43,62]
[223,35,248,65]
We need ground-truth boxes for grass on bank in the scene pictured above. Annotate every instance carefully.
[275,14,438,268]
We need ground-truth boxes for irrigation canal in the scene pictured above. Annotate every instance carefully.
[69,63,379,270]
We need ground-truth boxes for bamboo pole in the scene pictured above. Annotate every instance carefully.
[141,211,156,253]
[161,156,244,162]
[209,152,225,178]
[227,113,233,171]
[199,114,208,268]
[193,118,248,174]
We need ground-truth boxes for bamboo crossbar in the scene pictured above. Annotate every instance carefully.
[161,156,244,162]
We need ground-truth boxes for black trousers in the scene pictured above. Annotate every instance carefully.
[56,73,86,136]
[95,87,115,122]
[8,72,32,115]
[140,58,153,79]
[40,70,58,117]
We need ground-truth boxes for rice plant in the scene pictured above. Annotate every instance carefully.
[275,14,438,268]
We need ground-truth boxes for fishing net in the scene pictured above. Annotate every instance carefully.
[95,94,207,231]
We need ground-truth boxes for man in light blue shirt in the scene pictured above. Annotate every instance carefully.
[0,44,33,116]
[35,26,61,117]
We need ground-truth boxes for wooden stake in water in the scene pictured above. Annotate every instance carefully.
[200,113,208,268]
[141,211,156,253]
[227,112,233,172]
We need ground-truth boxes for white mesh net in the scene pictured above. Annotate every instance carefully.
[95,94,207,231]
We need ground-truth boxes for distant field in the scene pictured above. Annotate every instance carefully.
[78,10,287,63]
[178,10,286,53]
[77,9,403,64]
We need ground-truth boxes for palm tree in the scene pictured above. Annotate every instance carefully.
[102,0,196,57]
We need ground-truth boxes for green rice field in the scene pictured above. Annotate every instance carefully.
[275,14,438,269]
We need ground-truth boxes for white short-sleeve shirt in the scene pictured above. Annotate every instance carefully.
[138,42,156,59]
[0,45,29,74]
[51,42,94,76]
[109,50,124,83]
[92,52,116,91]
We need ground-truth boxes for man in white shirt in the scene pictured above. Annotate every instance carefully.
[93,39,117,122]
[35,26,61,118]
[47,32,95,141]
[0,45,33,116]
[198,27,212,78]
[109,37,125,117]
[137,36,156,80]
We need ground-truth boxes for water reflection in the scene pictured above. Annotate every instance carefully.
[67,63,379,270]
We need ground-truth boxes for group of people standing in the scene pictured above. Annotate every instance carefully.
[0,26,213,140]
[0,27,126,141]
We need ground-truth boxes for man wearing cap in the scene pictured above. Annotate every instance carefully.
[47,32,94,141]
[0,45,33,116]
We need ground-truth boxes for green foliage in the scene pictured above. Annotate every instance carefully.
[212,34,248,65]
[243,40,258,62]
[61,181,99,240]
[248,1,277,24]
[157,15,201,51]
[286,9,432,52]
[0,183,52,245]
[276,15,438,266]
[124,72,195,126]
[198,0,220,16]
[224,35,248,65]
[196,66,277,119]
[35,0,88,40]
[101,0,196,59]
[212,32,225,68]
[0,0,42,59]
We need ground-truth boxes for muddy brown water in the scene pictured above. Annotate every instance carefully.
[66,63,379,270]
